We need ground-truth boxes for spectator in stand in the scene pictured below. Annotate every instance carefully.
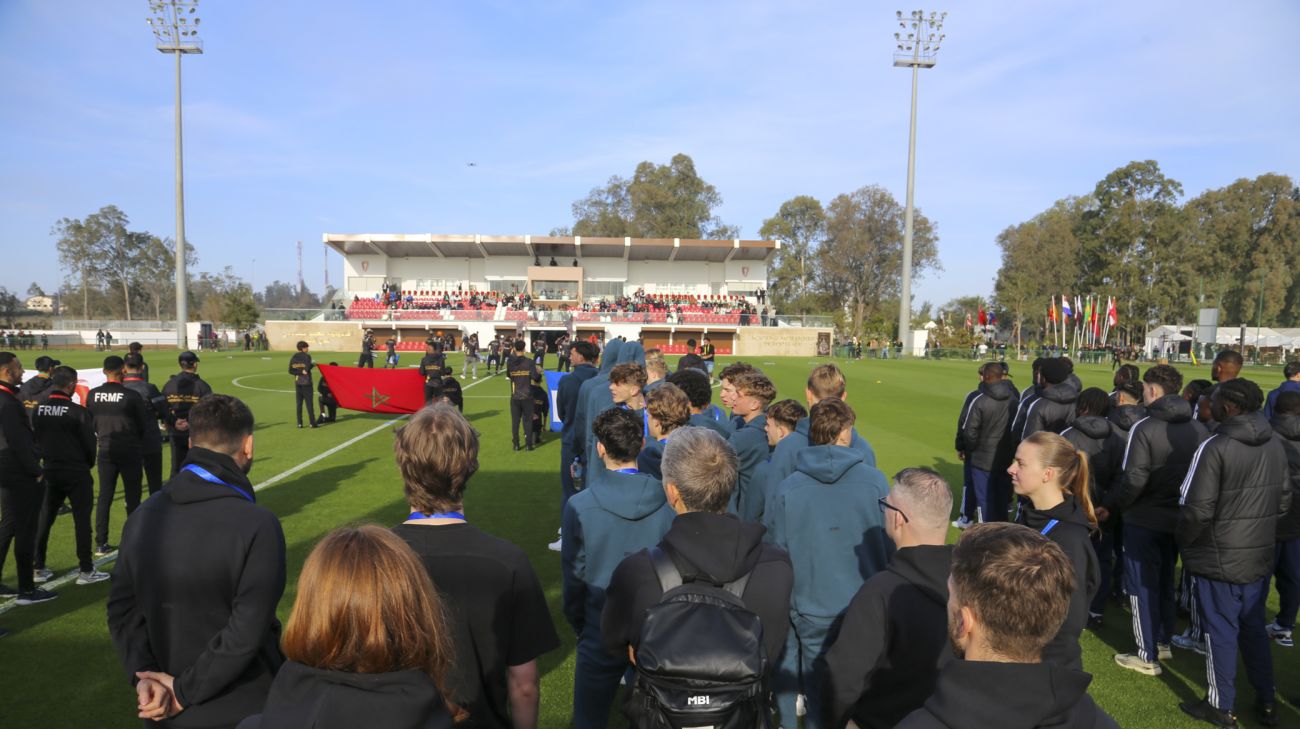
[236,525,460,729]
[392,403,559,729]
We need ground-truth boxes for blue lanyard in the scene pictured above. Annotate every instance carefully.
[182,464,254,503]
[1041,519,1059,536]
[408,511,466,521]
[613,468,639,475]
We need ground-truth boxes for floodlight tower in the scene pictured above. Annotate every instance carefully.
[893,9,946,354]
[146,0,203,348]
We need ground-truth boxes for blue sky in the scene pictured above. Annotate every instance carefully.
[2,0,1298,310]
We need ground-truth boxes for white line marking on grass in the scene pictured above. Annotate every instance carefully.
[232,372,296,394]
[0,374,500,615]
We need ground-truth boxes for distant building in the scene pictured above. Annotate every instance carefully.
[25,295,55,313]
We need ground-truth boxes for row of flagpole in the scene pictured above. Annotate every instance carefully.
[1046,294,1118,351]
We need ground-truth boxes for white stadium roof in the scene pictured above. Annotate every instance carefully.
[323,233,779,263]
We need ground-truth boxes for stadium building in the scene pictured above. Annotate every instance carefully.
[264,233,833,356]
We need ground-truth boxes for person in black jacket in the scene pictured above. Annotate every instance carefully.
[0,352,57,606]
[530,369,548,444]
[235,526,456,729]
[1268,390,1300,649]
[128,341,151,382]
[822,467,954,729]
[31,366,106,585]
[87,356,150,556]
[441,367,464,413]
[1010,432,1100,670]
[1009,357,1045,441]
[959,363,1018,523]
[507,340,536,451]
[17,354,58,415]
[952,370,982,530]
[1113,364,1207,676]
[317,362,339,424]
[1021,357,1079,439]
[894,523,1119,729]
[419,341,447,404]
[109,394,286,727]
[1062,388,1123,627]
[1176,379,1287,728]
[289,341,318,429]
[162,351,213,476]
[601,426,793,678]
[124,353,167,496]
[357,329,376,368]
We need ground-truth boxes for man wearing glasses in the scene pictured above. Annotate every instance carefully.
[822,468,956,729]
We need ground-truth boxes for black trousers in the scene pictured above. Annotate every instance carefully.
[358,351,374,368]
[142,450,163,496]
[511,397,535,448]
[319,396,338,422]
[35,469,93,573]
[558,356,571,372]
[96,452,143,548]
[169,431,190,476]
[0,475,42,591]
[295,384,317,426]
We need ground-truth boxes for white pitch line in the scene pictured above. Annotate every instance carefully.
[0,373,500,615]
[231,372,296,394]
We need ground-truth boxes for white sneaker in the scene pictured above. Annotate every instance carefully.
[76,570,110,586]
[1157,643,1172,661]
[795,693,807,717]
[951,517,973,530]
[1266,621,1294,648]
[33,568,54,584]
[547,538,563,552]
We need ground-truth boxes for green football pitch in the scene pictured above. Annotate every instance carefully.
[0,349,1295,728]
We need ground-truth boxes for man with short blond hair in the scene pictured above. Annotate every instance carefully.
[766,364,877,490]
[638,383,690,479]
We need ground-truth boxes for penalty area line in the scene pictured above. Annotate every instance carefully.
[0,373,500,616]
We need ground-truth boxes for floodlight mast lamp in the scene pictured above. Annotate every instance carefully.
[892,10,945,354]
[147,0,203,349]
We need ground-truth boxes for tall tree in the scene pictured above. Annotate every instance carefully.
[26,283,45,298]
[52,214,101,319]
[993,198,1085,345]
[1075,161,1186,333]
[0,287,20,324]
[759,195,825,313]
[817,185,940,337]
[564,154,738,239]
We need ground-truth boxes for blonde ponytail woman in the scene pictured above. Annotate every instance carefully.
[1009,431,1102,670]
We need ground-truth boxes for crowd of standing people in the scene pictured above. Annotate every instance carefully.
[2,337,1298,729]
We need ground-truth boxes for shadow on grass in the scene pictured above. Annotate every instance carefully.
[257,459,376,522]
[466,409,501,422]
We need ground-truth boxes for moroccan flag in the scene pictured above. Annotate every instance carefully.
[319,364,428,414]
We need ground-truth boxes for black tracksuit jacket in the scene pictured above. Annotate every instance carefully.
[958,380,1018,472]
[600,511,793,667]
[32,392,96,471]
[87,381,150,459]
[17,374,54,414]
[1021,378,1080,439]
[236,661,453,729]
[162,372,213,432]
[1272,412,1300,541]
[108,447,286,728]
[1177,412,1290,584]
[1019,497,1099,671]
[1113,394,1208,533]
[288,352,313,386]
[822,544,954,729]
[1062,415,1122,521]
[0,382,41,480]
[894,660,1119,729]
[123,375,166,455]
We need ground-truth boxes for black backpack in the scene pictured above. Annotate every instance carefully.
[625,547,771,729]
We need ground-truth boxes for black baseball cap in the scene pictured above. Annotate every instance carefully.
[103,355,125,371]
[178,351,200,364]
[33,356,60,371]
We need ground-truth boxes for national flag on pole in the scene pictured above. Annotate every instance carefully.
[1061,295,1072,319]
[978,306,987,326]
[988,310,997,327]
[1075,295,1083,321]
[965,312,973,329]
[1084,297,1093,328]
[1106,296,1118,326]
[318,364,428,414]
[1049,297,1057,323]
